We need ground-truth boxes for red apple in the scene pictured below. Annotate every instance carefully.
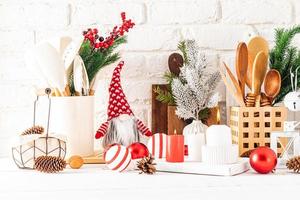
[128,142,149,159]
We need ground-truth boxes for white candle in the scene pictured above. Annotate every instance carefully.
[202,125,238,164]
[206,125,232,146]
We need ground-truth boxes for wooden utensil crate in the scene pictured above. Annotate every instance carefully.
[230,106,287,156]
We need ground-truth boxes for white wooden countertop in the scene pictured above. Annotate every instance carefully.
[0,158,299,200]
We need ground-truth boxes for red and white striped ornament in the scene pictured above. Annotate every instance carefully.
[104,144,132,172]
[147,133,167,159]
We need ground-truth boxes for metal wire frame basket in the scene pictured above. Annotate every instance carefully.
[12,88,67,169]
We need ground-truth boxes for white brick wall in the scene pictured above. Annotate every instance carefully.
[0,0,298,157]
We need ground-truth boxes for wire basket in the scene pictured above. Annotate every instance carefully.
[12,88,66,169]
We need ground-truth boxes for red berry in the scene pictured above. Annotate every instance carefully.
[121,12,126,21]
[94,43,100,48]
[88,35,94,41]
[93,28,98,34]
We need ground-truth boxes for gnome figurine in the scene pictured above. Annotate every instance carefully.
[95,61,152,148]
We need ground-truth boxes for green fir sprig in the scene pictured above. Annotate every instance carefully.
[269,26,300,104]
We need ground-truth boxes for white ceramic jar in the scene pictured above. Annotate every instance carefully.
[50,96,94,158]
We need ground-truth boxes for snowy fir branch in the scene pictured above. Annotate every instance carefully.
[171,39,221,120]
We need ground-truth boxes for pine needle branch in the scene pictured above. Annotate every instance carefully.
[178,41,188,64]
[269,25,300,104]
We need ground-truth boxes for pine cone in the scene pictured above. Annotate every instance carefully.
[34,156,66,173]
[240,149,253,157]
[21,126,44,136]
[286,156,300,173]
[137,155,156,175]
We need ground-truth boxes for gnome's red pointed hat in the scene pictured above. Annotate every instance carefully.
[95,61,152,139]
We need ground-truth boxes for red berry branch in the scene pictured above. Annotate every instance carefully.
[82,12,135,50]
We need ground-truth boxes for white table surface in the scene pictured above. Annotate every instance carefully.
[0,158,300,200]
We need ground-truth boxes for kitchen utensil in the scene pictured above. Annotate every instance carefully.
[235,42,248,98]
[89,75,99,96]
[59,36,72,56]
[223,62,244,100]
[24,49,49,88]
[33,42,67,96]
[62,37,83,71]
[251,51,268,106]
[63,37,84,95]
[246,36,269,89]
[260,93,272,107]
[219,67,245,107]
[73,54,89,96]
[245,93,256,107]
[168,53,184,76]
[264,69,281,103]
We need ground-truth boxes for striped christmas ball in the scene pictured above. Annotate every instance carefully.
[104,144,132,172]
[147,133,167,159]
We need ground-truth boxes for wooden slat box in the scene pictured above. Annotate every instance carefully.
[230,106,287,156]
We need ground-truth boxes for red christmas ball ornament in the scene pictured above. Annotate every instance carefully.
[128,142,149,160]
[249,146,277,174]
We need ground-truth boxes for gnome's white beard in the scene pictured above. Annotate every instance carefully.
[102,114,140,148]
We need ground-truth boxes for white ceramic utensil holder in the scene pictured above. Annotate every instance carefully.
[50,96,94,158]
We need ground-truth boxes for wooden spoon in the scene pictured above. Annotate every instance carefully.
[246,36,269,89]
[264,69,281,103]
[251,51,268,106]
[235,42,248,99]
[168,53,184,76]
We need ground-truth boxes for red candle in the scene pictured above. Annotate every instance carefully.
[166,130,184,162]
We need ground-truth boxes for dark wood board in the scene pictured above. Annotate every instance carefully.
[167,105,186,135]
[151,84,168,134]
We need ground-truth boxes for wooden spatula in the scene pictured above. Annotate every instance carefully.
[34,43,67,96]
[221,62,245,107]
[251,51,268,106]
[235,42,248,99]
[219,69,245,107]
[246,36,269,89]
[73,54,89,96]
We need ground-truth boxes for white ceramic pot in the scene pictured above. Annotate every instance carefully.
[183,120,207,161]
[50,96,94,157]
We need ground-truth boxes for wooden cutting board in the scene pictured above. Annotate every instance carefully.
[167,105,186,135]
[151,84,168,134]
